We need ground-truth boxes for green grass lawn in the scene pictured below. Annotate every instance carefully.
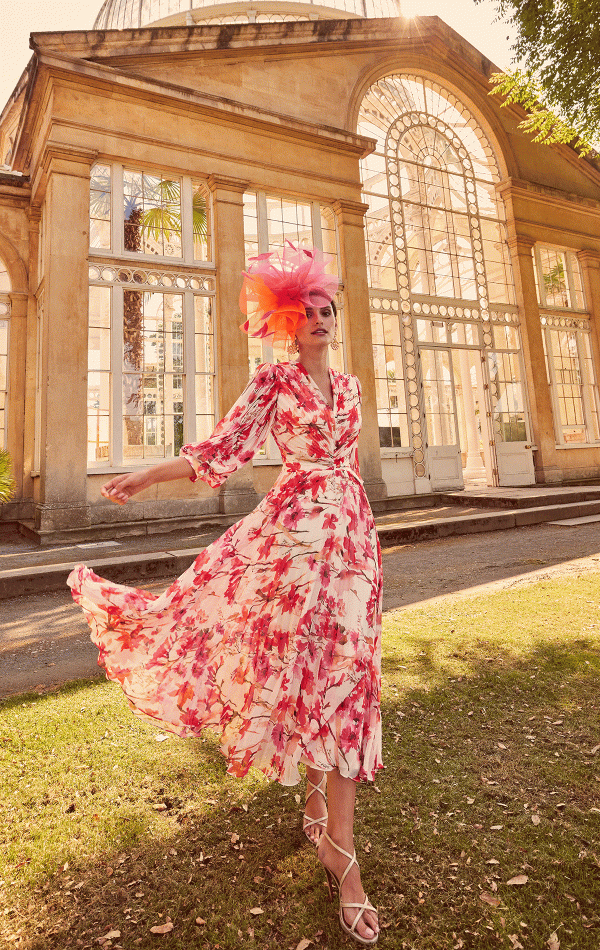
[1,573,599,949]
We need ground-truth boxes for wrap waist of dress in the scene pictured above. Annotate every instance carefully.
[280,458,364,488]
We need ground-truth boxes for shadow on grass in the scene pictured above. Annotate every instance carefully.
[3,625,600,950]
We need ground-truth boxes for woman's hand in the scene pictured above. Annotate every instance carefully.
[101,468,154,505]
[100,457,195,504]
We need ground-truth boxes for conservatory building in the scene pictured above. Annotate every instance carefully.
[1,0,600,540]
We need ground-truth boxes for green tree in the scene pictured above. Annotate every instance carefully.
[0,448,15,503]
[477,0,600,155]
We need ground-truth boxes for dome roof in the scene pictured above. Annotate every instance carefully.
[94,0,401,30]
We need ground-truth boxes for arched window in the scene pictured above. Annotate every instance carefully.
[0,261,10,449]
[358,73,528,486]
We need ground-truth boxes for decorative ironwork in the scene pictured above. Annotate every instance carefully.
[359,73,524,481]
[89,264,215,293]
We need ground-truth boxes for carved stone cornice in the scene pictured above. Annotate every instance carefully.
[506,234,536,255]
[577,249,600,268]
[41,143,98,179]
[333,199,370,223]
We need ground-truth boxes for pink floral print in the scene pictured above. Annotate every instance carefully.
[68,362,382,785]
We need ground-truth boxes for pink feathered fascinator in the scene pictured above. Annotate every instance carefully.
[239,241,339,346]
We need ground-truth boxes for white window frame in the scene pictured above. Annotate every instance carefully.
[541,319,600,447]
[87,270,216,472]
[92,163,214,270]
[244,190,345,464]
[533,244,587,312]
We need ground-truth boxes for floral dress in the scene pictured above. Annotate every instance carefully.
[68,362,382,786]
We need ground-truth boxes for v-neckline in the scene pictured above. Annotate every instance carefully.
[296,362,336,414]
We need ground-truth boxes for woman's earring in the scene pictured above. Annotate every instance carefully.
[330,326,340,351]
[288,335,299,356]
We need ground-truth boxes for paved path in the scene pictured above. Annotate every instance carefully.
[1,520,599,698]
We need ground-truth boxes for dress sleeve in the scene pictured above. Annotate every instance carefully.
[179,363,278,488]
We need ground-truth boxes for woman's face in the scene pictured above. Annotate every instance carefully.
[295,303,336,352]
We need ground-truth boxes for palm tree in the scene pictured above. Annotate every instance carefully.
[0,448,15,503]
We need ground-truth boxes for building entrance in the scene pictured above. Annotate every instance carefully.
[420,343,494,490]
[419,317,536,491]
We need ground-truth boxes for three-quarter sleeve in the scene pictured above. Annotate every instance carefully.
[179,363,278,488]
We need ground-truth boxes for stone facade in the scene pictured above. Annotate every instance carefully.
[1,11,600,539]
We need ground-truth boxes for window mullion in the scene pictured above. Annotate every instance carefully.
[564,252,576,310]
[577,330,595,442]
[183,289,196,445]
[181,176,193,265]
[544,326,563,445]
[311,201,323,251]
[533,245,545,308]
[112,164,123,256]
[111,284,124,466]
[256,192,268,254]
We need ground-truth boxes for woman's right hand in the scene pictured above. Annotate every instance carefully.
[101,468,154,505]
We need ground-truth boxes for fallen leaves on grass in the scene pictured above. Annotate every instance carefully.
[547,933,560,950]
[249,907,264,916]
[479,892,500,907]
[296,940,313,950]
[98,930,121,944]
[150,919,174,935]
[506,874,528,886]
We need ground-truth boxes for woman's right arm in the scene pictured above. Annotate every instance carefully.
[102,363,278,504]
[101,456,195,505]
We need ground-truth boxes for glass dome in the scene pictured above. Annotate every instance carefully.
[94,0,401,30]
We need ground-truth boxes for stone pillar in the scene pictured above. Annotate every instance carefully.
[333,199,387,501]
[208,174,259,514]
[35,145,96,533]
[22,208,41,507]
[577,250,600,373]
[6,291,28,504]
[507,235,558,482]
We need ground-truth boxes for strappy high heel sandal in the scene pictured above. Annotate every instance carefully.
[303,774,327,844]
[319,832,378,946]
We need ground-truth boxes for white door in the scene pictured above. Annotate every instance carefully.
[421,347,464,490]
[495,441,536,486]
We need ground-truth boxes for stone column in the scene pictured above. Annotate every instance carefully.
[507,235,557,482]
[5,291,28,506]
[208,174,258,514]
[333,199,387,501]
[22,208,41,508]
[35,145,97,533]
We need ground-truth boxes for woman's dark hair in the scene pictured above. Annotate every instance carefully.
[307,296,337,318]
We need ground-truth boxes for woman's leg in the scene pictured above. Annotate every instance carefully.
[318,770,379,941]
[304,764,328,844]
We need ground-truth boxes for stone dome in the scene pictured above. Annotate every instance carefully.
[94,0,401,30]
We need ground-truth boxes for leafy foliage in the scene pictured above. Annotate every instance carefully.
[478,1,600,154]
[0,448,15,503]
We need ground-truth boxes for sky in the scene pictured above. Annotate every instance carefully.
[0,0,518,111]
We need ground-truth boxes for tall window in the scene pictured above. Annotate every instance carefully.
[534,245,599,445]
[88,163,215,469]
[243,191,344,460]
[243,191,344,370]
[90,163,210,263]
[358,74,525,472]
[0,261,10,450]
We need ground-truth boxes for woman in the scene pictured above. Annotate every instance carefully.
[69,243,382,944]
